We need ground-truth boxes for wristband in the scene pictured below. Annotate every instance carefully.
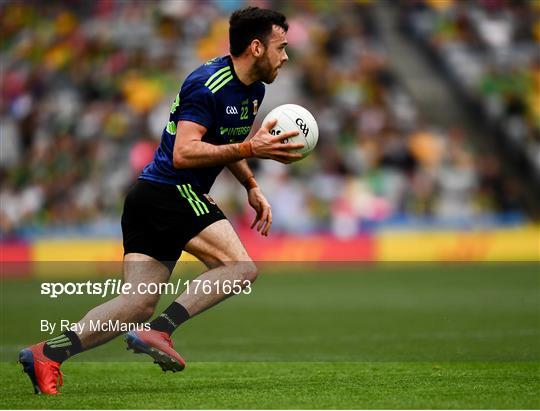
[242,176,258,190]
[238,141,253,158]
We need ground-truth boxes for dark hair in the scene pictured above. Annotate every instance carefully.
[229,7,288,57]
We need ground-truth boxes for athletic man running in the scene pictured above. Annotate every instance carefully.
[19,6,302,394]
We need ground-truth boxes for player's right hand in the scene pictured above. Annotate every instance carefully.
[249,119,304,164]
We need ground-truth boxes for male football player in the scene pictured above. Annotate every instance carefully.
[20,6,302,394]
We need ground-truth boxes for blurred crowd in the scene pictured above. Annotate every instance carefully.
[0,0,533,237]
[399,0,540,180]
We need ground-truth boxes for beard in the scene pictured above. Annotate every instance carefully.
[252,52,277,84]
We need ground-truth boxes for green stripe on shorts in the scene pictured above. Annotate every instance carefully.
[177,185,200,216]
[186,184,209,214]
[177,184,209,216]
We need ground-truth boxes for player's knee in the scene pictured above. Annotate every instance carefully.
[135,301,155,322]
[241,260,258,284]
[126,296,156,322]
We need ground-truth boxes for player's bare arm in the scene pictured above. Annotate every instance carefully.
[246,187,273,236]
[227,160,273,236]
[173,119,303,169]
[226,158,257,190]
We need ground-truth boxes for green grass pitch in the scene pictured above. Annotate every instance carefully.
[1,263,539,408]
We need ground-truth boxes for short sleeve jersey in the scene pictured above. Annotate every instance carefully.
[139,55,265,193]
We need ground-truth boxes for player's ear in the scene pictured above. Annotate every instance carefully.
[250,39,265,57]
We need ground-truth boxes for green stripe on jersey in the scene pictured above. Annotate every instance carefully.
[204,66,231,88]
[170,94,180,114]
[166,121,176,135]
[209,74,233,94]
[207,71,232,92]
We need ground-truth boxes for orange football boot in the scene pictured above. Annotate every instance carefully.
[125,330,185,372]
[19,342,63,394]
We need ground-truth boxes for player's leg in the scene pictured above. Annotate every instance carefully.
[179,219,256,315]
[148,219,256,336]
[73,253,169,349]
[127,220,255,372]
[18,253,170,394]
[125,183,254,370]
[19,180,182,393]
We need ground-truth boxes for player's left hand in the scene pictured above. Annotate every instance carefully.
[247,188,272,236]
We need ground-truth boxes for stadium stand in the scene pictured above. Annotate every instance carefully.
[398,0,540,183]
[0,0,536,239]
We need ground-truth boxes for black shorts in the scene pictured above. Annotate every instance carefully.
[121,180,226,271]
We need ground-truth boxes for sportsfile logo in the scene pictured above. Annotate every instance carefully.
[226,106,238,115]
[40,279,252,298]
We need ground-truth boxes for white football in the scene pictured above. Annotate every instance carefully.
[262,104,319,161]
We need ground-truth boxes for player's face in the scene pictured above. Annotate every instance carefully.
[255,25,288,84]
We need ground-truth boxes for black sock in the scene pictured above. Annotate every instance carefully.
[43,331,83,363]
[149,302,190,336]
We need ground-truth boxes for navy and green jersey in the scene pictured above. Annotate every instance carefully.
[139,55,265,193]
